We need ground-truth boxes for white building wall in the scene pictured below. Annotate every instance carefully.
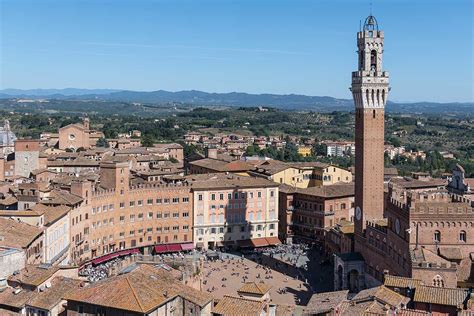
[44,213,70,265]
[0,248,25,280]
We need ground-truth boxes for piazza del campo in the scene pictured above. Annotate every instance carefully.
[0,1,473,316]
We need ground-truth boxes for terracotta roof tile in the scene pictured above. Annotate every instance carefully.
[66,264,212,313]
[383,275,423,289]
[0,288,36,309]
[8,265,59,288]
[397,309,430,315]
[296,183,354,198]
[212,295,265,316]
[237,281,271,295]
[304,290,349,314]
[28,277,82,310]
[186,173,278,190]
[413,285,468,307]
[0,308,21,316]
[352,285,409,308]
[42,190,83,206]
[389,177,447,189]
[0,218,43,249]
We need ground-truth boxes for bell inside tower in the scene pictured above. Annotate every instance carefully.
[370,50,377,72]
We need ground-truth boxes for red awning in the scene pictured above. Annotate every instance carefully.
[114,248,140,257]
[181,243,194,251]
[154,244,168,253]
[251,238,269,248]
[89,248,140,266]
[167,244,181,252]
[265,237,281,246]
[91,253,114,266]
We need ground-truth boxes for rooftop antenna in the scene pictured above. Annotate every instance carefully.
[370,0,373,15]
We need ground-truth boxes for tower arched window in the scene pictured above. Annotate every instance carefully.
[434,230,441,242]
[370,50,377,72]
[366,89,370,106]
[460,230,467,242]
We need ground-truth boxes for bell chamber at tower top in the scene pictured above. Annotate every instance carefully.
[351,15,390,109]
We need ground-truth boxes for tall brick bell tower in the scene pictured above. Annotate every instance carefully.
[351,15,389,247]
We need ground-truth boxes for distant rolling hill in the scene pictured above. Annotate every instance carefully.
[0,88,472,114]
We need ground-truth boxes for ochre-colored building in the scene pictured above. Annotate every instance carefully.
[250,160,352,188]
[297,146,312,157]
[69,161,193,264]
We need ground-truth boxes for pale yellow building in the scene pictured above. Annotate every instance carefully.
[249,160,352,188]
[297,146,313,157]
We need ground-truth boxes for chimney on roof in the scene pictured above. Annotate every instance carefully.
[205,147,218,159]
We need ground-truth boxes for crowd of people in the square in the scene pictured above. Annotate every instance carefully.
[79,257,124,282]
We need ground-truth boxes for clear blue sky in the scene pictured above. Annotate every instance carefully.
[1,0,472,102]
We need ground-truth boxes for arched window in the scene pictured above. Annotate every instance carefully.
[432,275,444,287]
[434,230,441,242]
[382,89,386,104]
[460,230,467,242]
[370,50,377,71]
[366,89,370,106]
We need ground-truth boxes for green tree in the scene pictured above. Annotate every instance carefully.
[96,137,109,148]
[245,145,262,157]
[388,136,401,147]
[142,135,154,147]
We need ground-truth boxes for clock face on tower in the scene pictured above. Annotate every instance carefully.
[355,206,361,221]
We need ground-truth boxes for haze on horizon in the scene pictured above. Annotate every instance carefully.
[0,0,473,103]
